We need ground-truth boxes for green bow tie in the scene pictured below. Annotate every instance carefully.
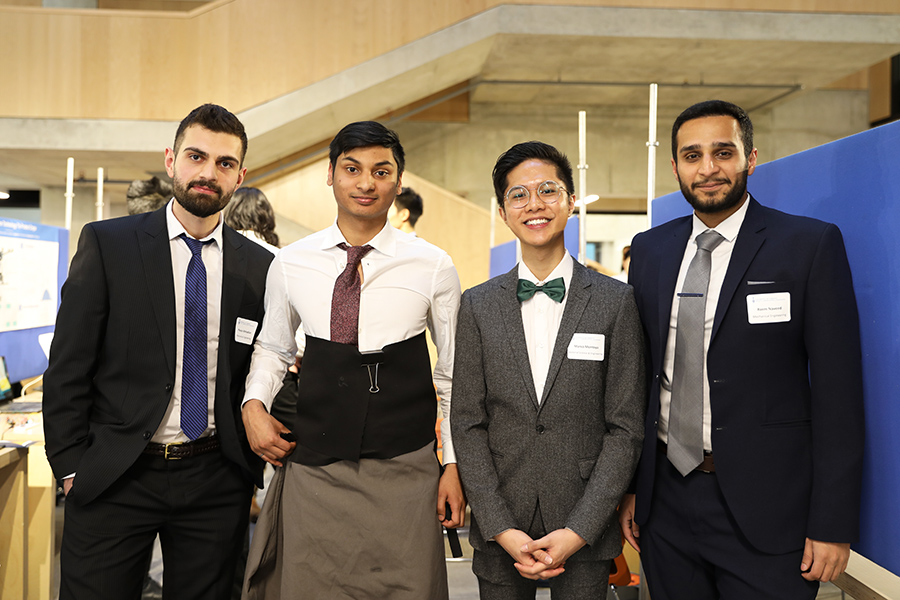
[516,277,566,303]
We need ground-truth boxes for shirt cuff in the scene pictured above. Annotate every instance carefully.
[242,383,274,411]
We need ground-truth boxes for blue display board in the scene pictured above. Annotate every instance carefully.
[0,218,68,383]
[652,120,900,574]
[489,216,581,278]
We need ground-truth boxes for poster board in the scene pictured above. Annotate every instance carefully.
[0,218,68,383]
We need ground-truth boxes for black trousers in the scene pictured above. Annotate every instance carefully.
[641,450,818,600]
[60,449,252,600]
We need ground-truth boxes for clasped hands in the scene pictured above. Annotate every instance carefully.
[496,528,586,581]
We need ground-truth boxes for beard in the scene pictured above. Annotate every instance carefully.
[172,175,234,218]
[679,167,748,216]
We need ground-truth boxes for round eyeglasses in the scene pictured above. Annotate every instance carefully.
[504,180,568,209]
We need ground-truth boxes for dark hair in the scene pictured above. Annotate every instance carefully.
[223,187,279,247]
[621,245,631,269]
[394,187,423,227]
[126,176,172,215]
[671,100,754,162]
[328,121,405,175]
[173,103,248,165]
[492,141,574,207]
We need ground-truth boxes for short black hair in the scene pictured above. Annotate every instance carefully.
[329,121,405,175]
[173,103,248,165]
[671,100,754,162]
[394,187,423,227]
[224,187,279,247]
[492,141,574,207]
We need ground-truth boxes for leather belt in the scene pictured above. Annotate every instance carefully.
[658,439,715,473]
[143,435,220,460]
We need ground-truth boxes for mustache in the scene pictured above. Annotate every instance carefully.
[188,179,222,195]
[692,177,731,189]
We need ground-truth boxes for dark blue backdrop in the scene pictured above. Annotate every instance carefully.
[653,120,900,574]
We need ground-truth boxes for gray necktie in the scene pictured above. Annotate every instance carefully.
[668,229,725,476]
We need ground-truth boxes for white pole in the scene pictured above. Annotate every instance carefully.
[95,167,105,222]
[65,157,75,231]
[646,83,659,229]
[577,110,588,264]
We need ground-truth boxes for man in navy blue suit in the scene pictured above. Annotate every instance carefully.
[619,100,864,599]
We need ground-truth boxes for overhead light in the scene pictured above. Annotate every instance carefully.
[0,191,10,200]
[574,194,599,208]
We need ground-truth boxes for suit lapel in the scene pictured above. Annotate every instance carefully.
[711,197,767,342]
[497,267,539,410]
[138,209,177,379]
[218,227,249,390]
[656,218,692,350]
[540,260,591,409]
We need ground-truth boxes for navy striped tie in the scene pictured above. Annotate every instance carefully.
[180,234,212,440]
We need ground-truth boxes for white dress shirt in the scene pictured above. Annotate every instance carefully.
[152,199,223,443]
[236,229,307,357]
[518,253,573,403]
[658,195,750,451]
[244,221,461,463]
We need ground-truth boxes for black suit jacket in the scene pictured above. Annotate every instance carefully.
[43,207,273,505]
[628,196,864,554]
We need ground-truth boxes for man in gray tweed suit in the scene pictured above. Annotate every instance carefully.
[451,141,646,599]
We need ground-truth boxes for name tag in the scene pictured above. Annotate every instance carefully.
[234,317,259,345]
[746,292,791,324]
[567,333,605,361]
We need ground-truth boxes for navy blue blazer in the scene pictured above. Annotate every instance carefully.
[628,196,864,554]
[44,206,273,505]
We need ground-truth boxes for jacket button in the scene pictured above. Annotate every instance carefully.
[143,431,152,440]
[536,424,545,434]
[165,384,173,392]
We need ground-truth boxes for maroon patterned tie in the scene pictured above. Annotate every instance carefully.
[331,243,374,345]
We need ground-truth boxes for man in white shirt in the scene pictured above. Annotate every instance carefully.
[241,121,464,599]
[619,100,864,599]
[451,141,646,599]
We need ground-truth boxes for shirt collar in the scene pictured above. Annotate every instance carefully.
[165,198,224,250]
[518,252,574,287]
[690,192,750,244]
[321,218,397,258]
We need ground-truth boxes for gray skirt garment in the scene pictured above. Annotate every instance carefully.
[242,443,448,600]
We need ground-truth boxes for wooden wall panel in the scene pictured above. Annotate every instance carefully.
[868,59,892,124]
[98,1,206,10]
[1,0,899,122]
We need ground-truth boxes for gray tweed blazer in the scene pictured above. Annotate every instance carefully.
[451,259,646,561]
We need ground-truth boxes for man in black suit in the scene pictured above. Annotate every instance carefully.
[619,100,865,599]
[43,103,274,600]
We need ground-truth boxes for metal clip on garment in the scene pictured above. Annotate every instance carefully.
[362,361,382,393]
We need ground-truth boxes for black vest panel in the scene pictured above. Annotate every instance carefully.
[290,332,437,466]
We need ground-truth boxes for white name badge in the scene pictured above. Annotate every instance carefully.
[567,333,605,361]
[234,317,259,345]
[746,292,791,324]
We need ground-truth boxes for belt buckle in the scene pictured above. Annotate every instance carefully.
[164,442,184,460]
